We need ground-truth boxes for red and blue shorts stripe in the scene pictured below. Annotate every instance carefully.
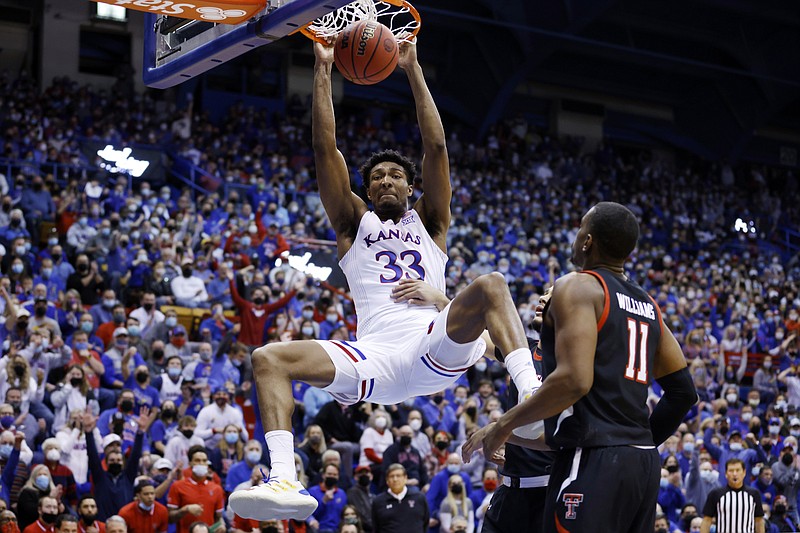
[329,340,374,401]
[419,352,471,378]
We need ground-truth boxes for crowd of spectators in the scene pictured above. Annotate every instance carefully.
[0,71,800,533]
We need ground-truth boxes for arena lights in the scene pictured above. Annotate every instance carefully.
[275,252,333,281]
[734,217,757,235]
[96,145,151,177]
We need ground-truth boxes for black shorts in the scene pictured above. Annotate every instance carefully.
[481,484,547,533]
[543,446,660,533]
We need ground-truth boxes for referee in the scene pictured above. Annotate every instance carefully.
[701,458,764,533]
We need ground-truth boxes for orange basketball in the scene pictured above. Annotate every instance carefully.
[334,20,398,85]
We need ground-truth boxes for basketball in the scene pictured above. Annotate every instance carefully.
[334,20,398,85]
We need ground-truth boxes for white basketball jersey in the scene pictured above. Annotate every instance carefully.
[159,375,183,403]
[340,209,447,338]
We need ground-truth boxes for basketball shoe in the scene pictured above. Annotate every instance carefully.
[511,384,544,440]
[229,471,318,521]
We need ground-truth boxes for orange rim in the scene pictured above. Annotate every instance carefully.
[297,0,421,43]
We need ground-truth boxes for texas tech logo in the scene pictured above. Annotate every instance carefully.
[562,493,584,520]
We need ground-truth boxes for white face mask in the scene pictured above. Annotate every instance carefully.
[374,417,388,430]
[409,419,422,432]
[726,393,738,404]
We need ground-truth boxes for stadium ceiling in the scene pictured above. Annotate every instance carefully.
[407,0,800,159]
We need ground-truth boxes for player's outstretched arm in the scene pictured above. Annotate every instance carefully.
[464,273,599,460]
[649,321,698,446]
[312,40,366,252]
[398,38,450,249]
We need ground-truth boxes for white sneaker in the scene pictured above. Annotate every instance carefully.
[512,386,544,440]
[229,475,318,521]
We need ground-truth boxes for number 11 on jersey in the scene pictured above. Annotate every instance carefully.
[625,318,649,383]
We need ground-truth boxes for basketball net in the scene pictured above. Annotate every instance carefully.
[300,0,420,43]
[92,0,265,25]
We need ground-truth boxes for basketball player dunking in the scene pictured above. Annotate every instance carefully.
[464,202,698,533]
[229,38,543,521]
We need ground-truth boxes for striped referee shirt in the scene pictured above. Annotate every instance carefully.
[702,484,764,533]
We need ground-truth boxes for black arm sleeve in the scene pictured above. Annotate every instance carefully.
[649,366,698,446]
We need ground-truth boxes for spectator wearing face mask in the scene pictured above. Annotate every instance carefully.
[89,291,119,331]
[101,329,146,391]
[118,480,168,533]
[163,416,204,468]
[684,450,721,509]
[95,304,127,349]
[658,467,685,525]
[381,425,428,492]
[471,468,497,532]
[170,259,208,309]
[768,495,798,532]
[226,269,299,348]
[0,430,23,508]
[771,440,800,525]
[67,314,104,355]
[438,475,473,533]
[167,447,225,533]
[652,513,673,533]
[427,454,471,531]
[308,464,347,533]
[703,426,767,480]
[126,365,161,411]
[28,297,61,338]
[129,293,164,338]
[16,466,59,530]
[157,356,184,405]
[85,407,154,521]
[358,411,393,472]
[194,386,247,448]
[165,326,199,363]
[318,306,345,341]
[188,343,215,389]
[20,495,58,533]
[224,440,265,493]
[209,424,244,483]
[38,439,76,509]
[346,467,373,533]
[753,358,779,407]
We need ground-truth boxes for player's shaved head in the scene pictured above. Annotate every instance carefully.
[585,202,639,261]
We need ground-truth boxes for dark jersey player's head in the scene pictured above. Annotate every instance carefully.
[572,202,639,268]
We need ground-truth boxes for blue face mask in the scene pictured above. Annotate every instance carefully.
[446,465,460,474]
[246,451,261,464]
[0,444,13,458]
[167,367,182,378]
[224,432,239,445]
[138,502,153,512]
[35,474,50,490]
[660,478,669,489]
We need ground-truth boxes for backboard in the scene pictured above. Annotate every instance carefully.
[143,0,352,88]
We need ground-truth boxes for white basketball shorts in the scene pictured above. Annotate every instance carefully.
[316,301,486,405]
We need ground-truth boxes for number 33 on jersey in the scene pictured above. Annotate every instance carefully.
[340,210,448,338]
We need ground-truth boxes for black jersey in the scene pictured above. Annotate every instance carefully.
[499,341,555,479]
[541,268,663,449]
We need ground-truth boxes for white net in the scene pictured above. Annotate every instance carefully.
[302,0,420,43]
